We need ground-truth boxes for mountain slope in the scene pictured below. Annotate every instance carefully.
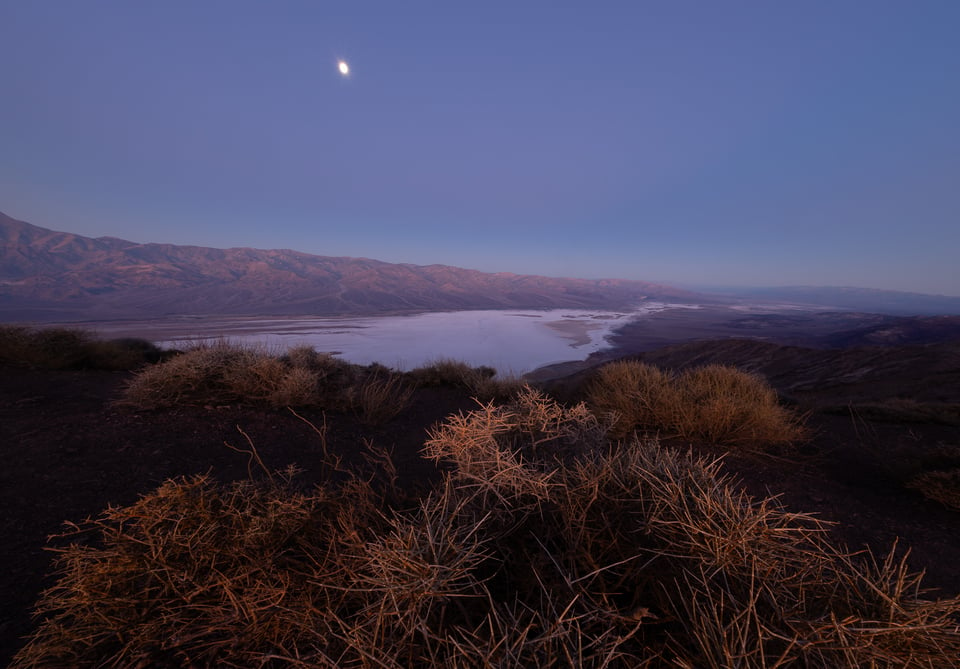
[0,212,698,320]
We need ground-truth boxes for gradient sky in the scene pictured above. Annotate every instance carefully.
[2,1,958,295]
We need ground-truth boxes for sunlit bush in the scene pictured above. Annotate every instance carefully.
[121,342,358,409]
[586,360,806,447]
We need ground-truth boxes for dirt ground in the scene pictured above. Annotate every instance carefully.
[2,341,960,664]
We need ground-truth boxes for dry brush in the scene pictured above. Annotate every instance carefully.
[13,389,960,667]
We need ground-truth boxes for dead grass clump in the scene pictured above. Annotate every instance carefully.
[282,344,332,371]
[474,373,529,402]
[408,358,494,388]
[15,389,960,667]
[672,364,807,446]
[122,341,424,417]
[120,342,346,409]
[353,372,414,424]
[12,471,389,668]
[408,358,526,401]
[586,360,805,447]
[584,360,677,438]
[423,388,960,666]
[907,468,960,510]
[0,325,162,370]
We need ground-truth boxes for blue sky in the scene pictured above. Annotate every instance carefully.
[2,1,958,295]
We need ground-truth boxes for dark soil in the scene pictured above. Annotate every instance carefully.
[3,347,960,665]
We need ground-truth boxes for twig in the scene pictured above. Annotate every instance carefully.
[224,425,273,482]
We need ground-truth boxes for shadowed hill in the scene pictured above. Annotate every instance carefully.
[543,337,960,420]
[635,338,960,404]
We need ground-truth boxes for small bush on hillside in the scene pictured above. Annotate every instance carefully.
[472,372,527,401]
[121,342,416,415]
[407,358,494,388]
[12,471,391,668]
[586,360,805,447]
[16,388,960,667]
[122,342,335,409]
[407,358,525,400]
[352,372,414,424]
[0,325,162,370]
[282,344,330,370]
[583,360,677,438]
[673,364,806,445]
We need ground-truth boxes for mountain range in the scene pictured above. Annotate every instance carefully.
[3,210,960,321]
[0,212,697,321]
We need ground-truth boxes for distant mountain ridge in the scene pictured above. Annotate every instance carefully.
[5,211,959,321]
[705,285,960,316]
[0,211,698,320]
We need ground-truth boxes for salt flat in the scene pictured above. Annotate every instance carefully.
[90,305,691,376]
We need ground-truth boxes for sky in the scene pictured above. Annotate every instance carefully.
[1,1,958,296]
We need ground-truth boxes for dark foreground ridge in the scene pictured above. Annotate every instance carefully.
[2,329,960,664]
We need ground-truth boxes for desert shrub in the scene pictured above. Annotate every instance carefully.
[407,358,493,388]
[121,342,330,408]
[672,364,806,445]
[907,468,960,510]
[469,371,528,402]
[12,471,390,668]
[219,351,298,400]
[0,325,162,370]
[0,326,89,368]
[120,342,423,413]
[423,389,960,667]
[15,389,960,667]
[282,344,329,370]
[407,358,525,401]
[353,372,414,424]
[584,360,677,438]
[282,345,356,380]
[586,360,805,447]
[92,337,168,368]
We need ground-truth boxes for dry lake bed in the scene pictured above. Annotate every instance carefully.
[84,304,704,376]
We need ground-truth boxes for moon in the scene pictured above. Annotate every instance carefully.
[338,60,350,76]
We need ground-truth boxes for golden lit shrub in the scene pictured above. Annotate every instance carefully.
[586,360,805,447]
[584,360,676,438]
[121,342,324,408]
[673,364,806,446]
